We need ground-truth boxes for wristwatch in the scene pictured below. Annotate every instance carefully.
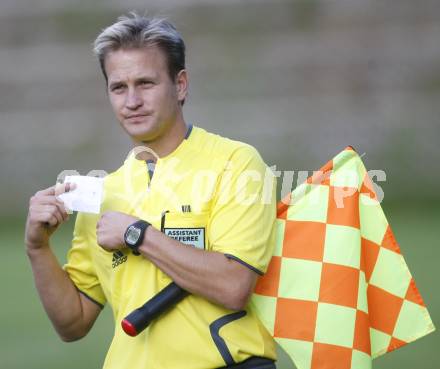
[124,220,151,255]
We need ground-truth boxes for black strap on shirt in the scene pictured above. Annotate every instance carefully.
[219,356,276,369]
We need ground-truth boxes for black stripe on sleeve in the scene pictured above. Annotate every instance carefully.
[223,254,264,276]
[76,287,105,309]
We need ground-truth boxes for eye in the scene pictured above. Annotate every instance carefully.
[139,80,154,88]
[110,84,125,93]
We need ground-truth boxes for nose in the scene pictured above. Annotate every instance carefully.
[125,88,143,110]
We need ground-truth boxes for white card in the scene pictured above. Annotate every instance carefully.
[58,176,104,214]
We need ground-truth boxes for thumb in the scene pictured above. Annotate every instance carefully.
[55,182,77,196]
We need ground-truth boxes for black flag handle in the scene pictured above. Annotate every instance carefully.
[121,282,189,336]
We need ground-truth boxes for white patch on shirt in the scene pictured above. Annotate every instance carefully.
[164,228,205,249]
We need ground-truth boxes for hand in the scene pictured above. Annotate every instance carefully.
[96,211,139,252]
[25,183,74,251]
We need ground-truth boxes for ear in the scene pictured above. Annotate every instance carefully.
[175,69,188,103]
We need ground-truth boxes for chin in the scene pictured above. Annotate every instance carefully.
[129,132,154,143]
[129,128,161,143]
[123,122,156,140]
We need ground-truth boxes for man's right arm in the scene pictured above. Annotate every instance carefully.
[25,184,101,341]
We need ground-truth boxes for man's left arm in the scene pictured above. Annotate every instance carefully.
[142,227,258,311]
[97,211,258,311]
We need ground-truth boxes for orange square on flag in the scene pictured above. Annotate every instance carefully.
[353,310,371,354]
[367,285,404,335]
[327,186,360,229]
[360,237,380,282]
[405,278,425,307]
[381,226,400,254]
[319,263,360,309]
[283,220,326,261]
[311,343,352,369]
[274,298,318,341]
[388,336,407,353]
[277,200,289,219]
[360,172,377,201]
[254,256,281,297]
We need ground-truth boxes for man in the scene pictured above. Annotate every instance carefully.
[25,13,277,369]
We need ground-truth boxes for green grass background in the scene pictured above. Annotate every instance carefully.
[1,201,438,369]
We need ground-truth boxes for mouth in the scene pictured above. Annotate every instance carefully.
[126,114,148,119]
[124,114,151,123]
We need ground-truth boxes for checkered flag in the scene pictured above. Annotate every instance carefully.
[251,147,435,369]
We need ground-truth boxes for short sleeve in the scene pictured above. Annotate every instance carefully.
[63,212,107,307]
[208,145,277,275]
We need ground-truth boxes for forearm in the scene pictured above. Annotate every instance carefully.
[26,246,89,340]
[138,227,255,310]
[96,211,258,310]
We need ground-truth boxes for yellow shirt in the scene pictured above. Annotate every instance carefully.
[64,126,277,369]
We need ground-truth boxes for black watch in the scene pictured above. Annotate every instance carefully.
[124,220,151,255]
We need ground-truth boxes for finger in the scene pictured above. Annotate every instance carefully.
[45,214,58,227]
[41,195,73,216]
[30,199,69,221]
[33,211,58,227]
[35,204,67,225]
[55,182,76,196]
[66,182,77,192]
[30,198,65,213]
[32,195,63,206]
[55,204,70,223]
[54,183,63,196]
[53,207,67,224]
[36,185,56,196]
[96,231,103,246]
[42,205,64,225]
[54,199,70,220]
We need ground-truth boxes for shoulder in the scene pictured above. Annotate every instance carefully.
[103,163,125,185]
[98,154,138,211]
[101,153,137,190]
[190,126,266,169]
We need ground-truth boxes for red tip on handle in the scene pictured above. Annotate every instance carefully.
[121,319,138,337]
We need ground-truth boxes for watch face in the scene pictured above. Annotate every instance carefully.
[126,226,141,245]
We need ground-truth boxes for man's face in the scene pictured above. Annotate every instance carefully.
[104,46,187,143]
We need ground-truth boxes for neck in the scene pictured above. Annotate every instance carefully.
[133,115,187,161]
